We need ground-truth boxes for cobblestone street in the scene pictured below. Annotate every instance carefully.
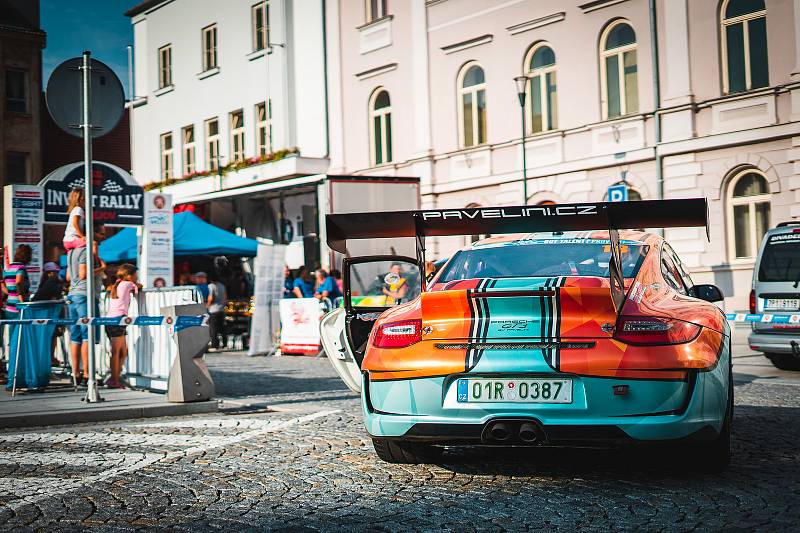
[1,329,799,531]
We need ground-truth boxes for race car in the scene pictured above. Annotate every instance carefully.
[320,199,732,469]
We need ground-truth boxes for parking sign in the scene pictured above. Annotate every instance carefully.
[607,184,628,202]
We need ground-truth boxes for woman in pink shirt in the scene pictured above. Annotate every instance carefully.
[105,264,140,388]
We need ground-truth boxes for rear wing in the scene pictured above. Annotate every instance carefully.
[326,198,709,313]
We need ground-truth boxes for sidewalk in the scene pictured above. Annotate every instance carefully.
[0,377,218,429]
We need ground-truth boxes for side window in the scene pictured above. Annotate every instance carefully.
[660,248,687,295]
[664,243,694,289]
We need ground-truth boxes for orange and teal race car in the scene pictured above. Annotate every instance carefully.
[320,199,732,469]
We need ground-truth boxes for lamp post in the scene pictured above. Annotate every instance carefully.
[514,76,528,205]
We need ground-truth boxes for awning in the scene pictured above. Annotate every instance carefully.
[99,211,258,262]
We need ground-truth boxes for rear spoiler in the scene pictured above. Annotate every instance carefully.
[326,198,709,313]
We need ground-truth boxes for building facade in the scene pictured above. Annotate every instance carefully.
[126,0,329,242]
[325,0,800,310]
[0,0,45,238]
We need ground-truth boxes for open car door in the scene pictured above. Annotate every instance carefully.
[320,255,422,393]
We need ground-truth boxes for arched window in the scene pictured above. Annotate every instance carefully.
[728,170,771,259]
[369,89,392,165]
[600,21,638,119]
[525,44,557,133]
[457,63,487,147]
[721,0,768,93]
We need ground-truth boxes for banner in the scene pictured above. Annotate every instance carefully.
[279,298,322,355]
[39,161,144,226]
[139,192,174,288]
[248,241,287,356]
[3,185,44,293]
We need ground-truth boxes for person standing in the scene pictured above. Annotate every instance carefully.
[194,271,210,301]
[105,264,140,388]
[32,262,64,302]
[65,243,93,386]
[283,266,295,298]
[2,244,32,320]
[207,274,227,351]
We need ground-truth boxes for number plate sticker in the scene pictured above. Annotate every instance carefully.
[765,299,799,311]
[457,378,572,404]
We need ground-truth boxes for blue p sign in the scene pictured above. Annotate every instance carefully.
[608,184,628,202]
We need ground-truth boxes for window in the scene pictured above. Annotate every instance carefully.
[438,240,650,282]
[721,0,768,93]
[202,24,218,71]
[5,70,27,113]
[5,152,28,184]
[369,89,392,165]
[728,170,771,259]
[160,132,174,180]
[525,44,557,133]
[660,251,687,295]
[600,21,638,119]
[182,125,196,175]
[457,63,487,147]
[230,109,245,163]
[366,0,387,22]
[252,1,269,51]
[205,118,220,171]
[255,101,271,156]
[158,44,172,88]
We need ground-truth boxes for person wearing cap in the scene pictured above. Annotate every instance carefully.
[194,271,210,301]
[33,262,65,302]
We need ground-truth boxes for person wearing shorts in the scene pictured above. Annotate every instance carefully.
[105,264,140,388]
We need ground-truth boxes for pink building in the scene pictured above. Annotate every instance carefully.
[325,0,800,310]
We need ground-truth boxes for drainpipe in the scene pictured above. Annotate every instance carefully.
[649,0,664,232]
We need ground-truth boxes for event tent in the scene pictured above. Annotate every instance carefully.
[99,211,258,262]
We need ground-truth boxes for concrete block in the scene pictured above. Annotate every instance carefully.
[165,303,214,403]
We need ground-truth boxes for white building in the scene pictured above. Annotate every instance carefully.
[325,0,800,310]
[125,0,329,243]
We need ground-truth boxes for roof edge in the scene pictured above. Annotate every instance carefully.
[124,0,168,17]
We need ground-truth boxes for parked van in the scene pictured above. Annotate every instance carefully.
[748,222,800,370]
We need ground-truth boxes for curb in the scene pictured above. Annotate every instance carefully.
[0,400,219,429]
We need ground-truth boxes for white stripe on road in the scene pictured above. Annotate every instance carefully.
[0,410,339,513]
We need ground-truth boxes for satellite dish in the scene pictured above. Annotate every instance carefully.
[46,56,125,139]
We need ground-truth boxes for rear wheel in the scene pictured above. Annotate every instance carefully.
[765,352,800,371]
[372,438,443,464]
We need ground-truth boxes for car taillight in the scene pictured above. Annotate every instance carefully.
[614,316,701,345]
[749,289,756,314]
[372,319,422,349]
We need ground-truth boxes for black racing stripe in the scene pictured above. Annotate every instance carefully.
[465,288,477,370]
[553,279,563,370]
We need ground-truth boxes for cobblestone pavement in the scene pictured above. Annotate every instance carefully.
[1,338,800,532]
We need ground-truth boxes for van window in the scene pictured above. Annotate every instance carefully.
[758,232,800,282]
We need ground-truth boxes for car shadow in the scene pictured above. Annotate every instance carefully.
[434,404,800,480]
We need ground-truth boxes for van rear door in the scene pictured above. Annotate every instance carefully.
[753,229,800,333]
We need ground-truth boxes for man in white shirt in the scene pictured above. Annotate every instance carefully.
[207,275,227,351]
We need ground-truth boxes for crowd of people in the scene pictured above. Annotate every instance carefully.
[283,266,343,304]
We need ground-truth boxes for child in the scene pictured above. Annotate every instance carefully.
[63,188,86,250]
[105,263,140,388]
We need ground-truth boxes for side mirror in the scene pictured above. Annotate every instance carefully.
[689,284,724,303]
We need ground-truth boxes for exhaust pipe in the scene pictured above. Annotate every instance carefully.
[518,422,541,444]
[488,421,512,442]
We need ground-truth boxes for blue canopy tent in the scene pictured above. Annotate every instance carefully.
[99,211,258,262]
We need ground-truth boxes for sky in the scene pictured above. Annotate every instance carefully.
[41,0,134,97]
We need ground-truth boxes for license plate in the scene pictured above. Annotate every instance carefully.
[765,298,800,311]
[456,378,572,404]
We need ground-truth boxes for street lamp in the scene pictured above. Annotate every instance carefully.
[514,76,528,205]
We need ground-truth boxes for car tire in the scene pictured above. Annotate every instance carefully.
[765,352,800,371]
[372,438,443,464]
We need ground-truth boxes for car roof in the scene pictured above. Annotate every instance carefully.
[467,230,660,250]
[766,222,800,235]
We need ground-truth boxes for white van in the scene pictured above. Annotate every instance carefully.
[748,222,800,370]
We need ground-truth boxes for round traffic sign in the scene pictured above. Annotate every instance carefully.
[46,56,125,139]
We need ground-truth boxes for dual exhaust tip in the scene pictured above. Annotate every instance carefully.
[483,419,546,445]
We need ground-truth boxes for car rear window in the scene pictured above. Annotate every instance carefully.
[758,232,800,282]
[437,238,649,282]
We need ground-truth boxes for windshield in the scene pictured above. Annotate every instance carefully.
[437,238,649,282]
[758,232,800,282]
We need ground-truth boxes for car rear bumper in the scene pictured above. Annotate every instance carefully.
[748,331,800,354]
[361,356,729,444]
